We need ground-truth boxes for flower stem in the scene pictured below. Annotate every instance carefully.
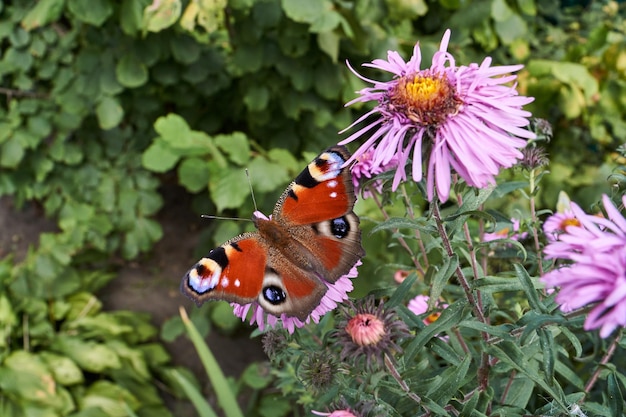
[384,354,422,405]
[431,201,487,324]
[401,184,430,269]
[370,190,426,276]
[528,168,544,275]
[582,330,622,399]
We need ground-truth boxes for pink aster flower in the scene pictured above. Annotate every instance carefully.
[312,411,357,417]
[482,218,528,242]
[408,294,449,340]
[543,195,626,260]
[543,210,580,242]
[340,29,535,202]
[542,248,626,338]
[542,195,626,338]
[350,145,398,197]
[232,264,359,334]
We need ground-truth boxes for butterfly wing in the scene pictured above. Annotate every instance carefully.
[181,232,328,320]
[181,146,365,320]
[273,146,365,283]
[181,233,267,306]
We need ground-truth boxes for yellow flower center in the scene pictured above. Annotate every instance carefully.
[388,72,461,126]
[424,311,442,325]
[560,218,580,229]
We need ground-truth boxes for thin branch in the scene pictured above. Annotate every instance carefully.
[370,189,425,276]
[582,329,622,398]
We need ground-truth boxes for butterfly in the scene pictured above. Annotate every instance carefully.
[181,146,365,321]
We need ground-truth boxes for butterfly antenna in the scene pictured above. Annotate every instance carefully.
[245,168,259,212]
[200,215,252,222]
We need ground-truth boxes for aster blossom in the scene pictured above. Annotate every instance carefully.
[340,29,535,202]
[541,195,626,338]
[482,218,528,243]
[542,195,626,260]
[336,296,409,368]
[408,294,449,340]
[350,145,398,197]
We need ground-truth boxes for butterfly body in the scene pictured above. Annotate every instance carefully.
[181,146,365,320]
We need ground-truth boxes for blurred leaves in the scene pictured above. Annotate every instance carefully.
[0,0,624,416]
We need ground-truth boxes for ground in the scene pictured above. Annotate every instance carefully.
[0,183,265,415]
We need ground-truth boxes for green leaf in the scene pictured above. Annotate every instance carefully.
[241,363,273,390]
[214,132,250,165]
[178,157,209,193]
[258,395,294,417]
[67,0,113,26]
[494,12,527,45]
[161,315,185,342]
[143,0,182,33]
[513,263,547,313]
[210,166,250,212]
[122,217,163,259]
[180,308,244,417]
[21,0,65,31]
[472,276,527,293]
[429,254,458,307]
[0,351,73,411]
[458,320,514,340]
[142,140,181,173]
[96,96,124,130]
[267,148,299,173]
[387,271,418,308]
[170,35,201,64]
[52,335,122,373]
[248,155,289,193]
[609,371,624,417]
[281,0,324,24]
[120,0,149,36]
[405,300,467,362]
[39,352,84,386]
[317,31,339,62]
[486,342,568,411]
[427,355,471,405]
[517,0,536,15]
[310,9,341,33]
[116,54,148,88]
[491,0,512,21]
[169,369,219,417]
[81,381,140,417]
[210,302,241,333]
[0,137,25,168]
[155,113,190,138]
[243,85,270,111]
[370,217,435,234]
[538,328,555,382]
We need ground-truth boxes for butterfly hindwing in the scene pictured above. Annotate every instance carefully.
[181,233,267,306]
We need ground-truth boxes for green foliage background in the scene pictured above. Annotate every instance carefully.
[0,0,625,415]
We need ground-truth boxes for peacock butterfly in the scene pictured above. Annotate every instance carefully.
[181,146,365,321]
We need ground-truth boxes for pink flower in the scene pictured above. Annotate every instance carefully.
[312,410,357,417]
[542,195,626,338]
[408,295,449,340]
[340,29,535,202]
[483,218,528,242]
[543,196,626,260]
[232,262,360,334]
[543,210,580,242]
[543,248,626,338]
[350,145,398,197]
